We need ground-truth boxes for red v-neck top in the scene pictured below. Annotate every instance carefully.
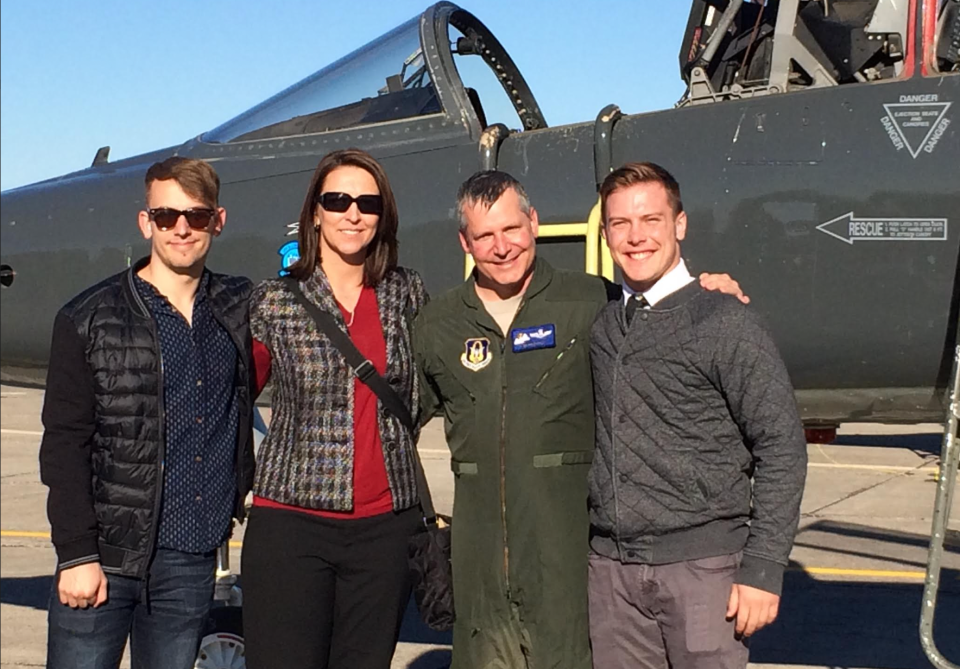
[253,285,394,519]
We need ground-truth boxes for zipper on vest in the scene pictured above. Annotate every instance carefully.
[210,304,248,519]
[130,275,167,580]
[143,335,166,579]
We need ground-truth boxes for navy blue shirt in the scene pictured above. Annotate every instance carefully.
[135,272,239,554]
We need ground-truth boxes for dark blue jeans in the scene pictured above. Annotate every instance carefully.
[47,548,216,669]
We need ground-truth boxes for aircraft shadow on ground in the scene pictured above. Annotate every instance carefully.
[751,572,959,668]
[831,432,945,456]
[3,522,955,668]
[752,520,959,669]
[0,574,52,611]
[405,649,453,669]
[794,519,958,570]
[0,376,46,391]
[399,596,453,646]
[0,577,454,651]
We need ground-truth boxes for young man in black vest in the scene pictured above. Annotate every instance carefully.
[587,162,807,669]
[40,157,255,669]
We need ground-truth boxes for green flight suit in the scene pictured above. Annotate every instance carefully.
[413,259,608,669]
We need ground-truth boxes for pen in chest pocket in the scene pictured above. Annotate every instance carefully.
[555,336,577,361]
[536,337,578,388]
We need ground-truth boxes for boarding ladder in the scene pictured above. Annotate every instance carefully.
[921,321,960,669]
[462,198,612,281]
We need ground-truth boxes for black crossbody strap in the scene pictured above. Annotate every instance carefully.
[410,446,436,522]
[282,277,436,522]
[283,278,412,428]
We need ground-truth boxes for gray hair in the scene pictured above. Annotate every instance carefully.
[456,170,532,233]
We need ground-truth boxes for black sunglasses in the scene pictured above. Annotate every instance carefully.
[317,192,383,216]
[147,207,217,231]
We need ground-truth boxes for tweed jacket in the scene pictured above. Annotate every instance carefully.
[250,265,428,511]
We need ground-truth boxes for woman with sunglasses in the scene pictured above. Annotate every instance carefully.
[241,148,428,669]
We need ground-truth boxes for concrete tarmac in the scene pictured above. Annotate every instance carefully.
[1,384,957,668]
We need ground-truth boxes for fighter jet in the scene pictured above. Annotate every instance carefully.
[3,3,959,666]
[2,0,959,431]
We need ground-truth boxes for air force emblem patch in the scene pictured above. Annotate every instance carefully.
[461,337,492,372]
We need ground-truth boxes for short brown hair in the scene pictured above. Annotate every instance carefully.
[144,157,220,208]
[599,162,683,222]
[287,148,399,286]
[456,170,532,233]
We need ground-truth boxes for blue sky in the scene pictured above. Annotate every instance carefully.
[0,0,689,191]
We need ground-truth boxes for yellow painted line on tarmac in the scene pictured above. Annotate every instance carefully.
[409,455,945,471]
[1,530,52,538]
[795,566,926,579]
[807,462,940,473]
[1,530,947,579]
[2,530,244,549]
[0,428,43,437]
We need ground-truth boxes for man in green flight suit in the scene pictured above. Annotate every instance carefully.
[413,171,743,668]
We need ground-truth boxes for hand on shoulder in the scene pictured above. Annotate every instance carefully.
[699,272,750,304]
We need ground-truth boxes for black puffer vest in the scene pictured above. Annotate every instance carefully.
[61,258,255,578]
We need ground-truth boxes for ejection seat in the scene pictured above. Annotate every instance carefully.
[795,0,904,83]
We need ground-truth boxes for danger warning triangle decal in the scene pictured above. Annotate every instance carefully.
[881,97,952,159]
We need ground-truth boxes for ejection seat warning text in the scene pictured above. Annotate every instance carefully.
[881,95,952,158]
[817,213,948,245]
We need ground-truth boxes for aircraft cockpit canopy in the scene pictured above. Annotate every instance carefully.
[203,17,440,143]
[202,2,546,145]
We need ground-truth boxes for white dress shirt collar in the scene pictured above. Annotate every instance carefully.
[621,259,695,307]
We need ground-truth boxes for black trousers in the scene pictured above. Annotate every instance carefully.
[241,505,420,669]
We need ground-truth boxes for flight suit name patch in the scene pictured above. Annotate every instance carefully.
[511,324,556,352]
[461,337,492,371]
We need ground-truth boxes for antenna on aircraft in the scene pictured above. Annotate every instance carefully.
[91,146,110,167]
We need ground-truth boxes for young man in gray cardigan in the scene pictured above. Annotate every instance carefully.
[587,162,808,669]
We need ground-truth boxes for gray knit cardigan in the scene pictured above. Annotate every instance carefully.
[250,265,428,511]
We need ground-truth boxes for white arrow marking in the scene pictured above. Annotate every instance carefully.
[817,213,948,245]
